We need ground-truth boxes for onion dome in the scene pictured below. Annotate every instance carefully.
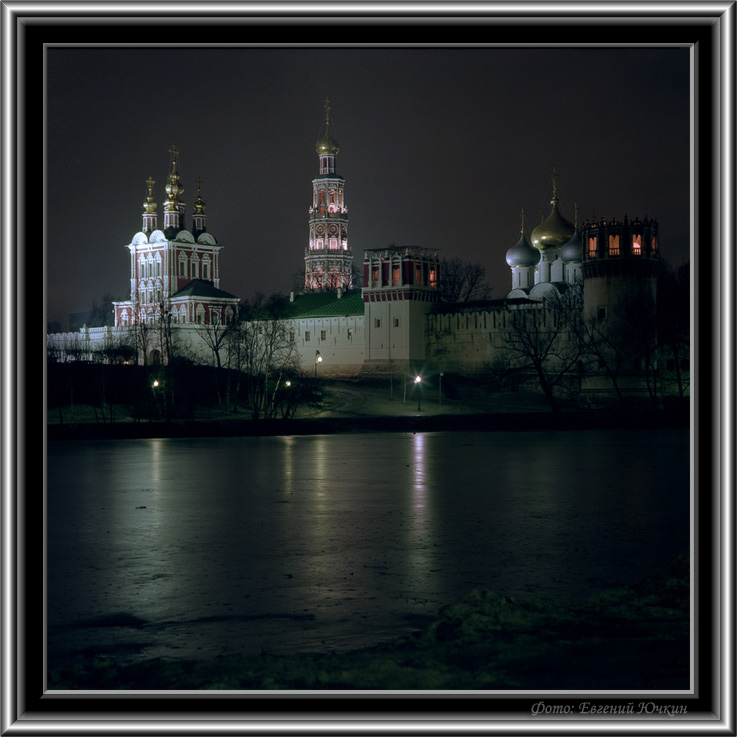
[164,145,184,204]
[561,230,582,262]
[315,97,340,155]
[142,176,157,214]
[531,198,575,249]
[506,209,540,267]
[531,169,575,250]
[192,178,206,215]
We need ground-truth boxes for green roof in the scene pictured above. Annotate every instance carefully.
[171,279,238,300]
[279,290,364,319]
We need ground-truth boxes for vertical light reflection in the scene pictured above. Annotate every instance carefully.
[280,435,295,496]
[405,432,437,604]
[149,438,163,487]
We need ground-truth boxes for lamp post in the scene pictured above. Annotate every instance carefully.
[414,375,422,411]
[439,372,444,405]
[314,350,322,379]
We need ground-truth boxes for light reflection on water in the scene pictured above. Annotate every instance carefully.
[47,429,690,666]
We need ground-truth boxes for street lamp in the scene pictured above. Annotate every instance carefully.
[439,372,444,405]
[314,350,322,379]
[414,374,422,411]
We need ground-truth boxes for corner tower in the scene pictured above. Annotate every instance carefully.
[305,99,352,291]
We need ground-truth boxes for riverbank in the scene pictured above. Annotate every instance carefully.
[47,379,690,441]
[47,407,690,441]
[48,549,690,690]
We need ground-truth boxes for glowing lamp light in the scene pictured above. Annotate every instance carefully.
[152,380,159,388]
[414,375,422,384]
[285,380,292,387]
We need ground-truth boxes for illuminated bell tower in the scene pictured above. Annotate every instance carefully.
[305,98,352,291]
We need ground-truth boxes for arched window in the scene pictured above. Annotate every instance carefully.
[588,236,597,258]
[632,234,642,255]
[191,254,200,279]
[179,255,187,278]
[196,304,205,324]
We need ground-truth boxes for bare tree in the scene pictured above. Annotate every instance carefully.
[501,288,587,415]
[226,295,310,420]
[439,258,492,304]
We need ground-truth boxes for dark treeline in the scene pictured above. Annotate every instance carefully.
[46,359,322,425]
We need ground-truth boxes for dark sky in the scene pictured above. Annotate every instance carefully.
[46,46,691,329]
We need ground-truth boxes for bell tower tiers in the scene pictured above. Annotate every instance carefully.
[305,98,352,291]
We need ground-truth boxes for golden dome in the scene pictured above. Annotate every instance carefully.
[531,198,575,250]
[142,176,157,214]
[316,133,340,156]
[193,177,206,215]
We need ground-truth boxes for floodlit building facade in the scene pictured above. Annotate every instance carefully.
[48,104,672,402]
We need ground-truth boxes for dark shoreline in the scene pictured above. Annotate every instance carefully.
[47,407,690,441]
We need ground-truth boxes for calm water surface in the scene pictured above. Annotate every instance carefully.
[47,429,690,668]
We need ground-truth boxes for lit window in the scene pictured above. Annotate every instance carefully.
[429,268,437,288]
[632,234,642,255]
[588,236,597,257]
[652,236,658,252]
[608,234,620,256]
[392,265,400,286]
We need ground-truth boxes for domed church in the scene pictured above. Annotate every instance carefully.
[48,103,667,402]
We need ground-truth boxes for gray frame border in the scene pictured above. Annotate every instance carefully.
[3,2,734,734]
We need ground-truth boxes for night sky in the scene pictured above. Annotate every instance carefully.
[46,46,691,330]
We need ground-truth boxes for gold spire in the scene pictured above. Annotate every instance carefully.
[193,177,206,215]
[316,98,340,156]
[142,176,157,214]
[520,208,526,234]
[551,165,558,203]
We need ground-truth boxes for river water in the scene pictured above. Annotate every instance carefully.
[47,428,690,669]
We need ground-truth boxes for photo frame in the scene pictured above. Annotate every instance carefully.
[3,1,734,733]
